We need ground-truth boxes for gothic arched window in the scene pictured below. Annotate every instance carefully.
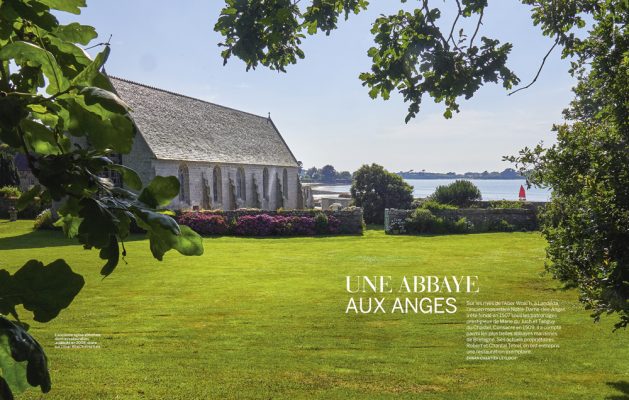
[212,166,222,203]
[178,164,190,203]
[262,168,269,200]
[282,168,288,198]
[236,167,246,201]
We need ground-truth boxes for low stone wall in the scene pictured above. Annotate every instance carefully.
[474,200,547,211]
[188,207,365,234]
[320,197,352,210]
[385,207,538,234]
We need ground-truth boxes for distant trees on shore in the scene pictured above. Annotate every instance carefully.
[398,168,523,180]
[301,166,525,183]
[302,165,352,183]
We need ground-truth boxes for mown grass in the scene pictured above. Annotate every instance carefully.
[0,220,627,400]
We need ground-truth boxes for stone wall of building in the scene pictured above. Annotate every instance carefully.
[384,207,538,234]
[122,134,156,187]
[153,160,301,211]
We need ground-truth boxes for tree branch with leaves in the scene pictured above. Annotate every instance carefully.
[215,0,629,329]
[0,0,203,398]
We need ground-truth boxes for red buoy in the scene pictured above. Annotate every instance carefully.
[519,185,526,201]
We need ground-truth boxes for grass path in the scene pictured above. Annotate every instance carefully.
[0,220,627,399]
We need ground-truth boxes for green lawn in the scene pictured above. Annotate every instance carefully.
[1,220,627,400]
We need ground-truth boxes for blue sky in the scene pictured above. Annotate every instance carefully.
[59,1,575,173]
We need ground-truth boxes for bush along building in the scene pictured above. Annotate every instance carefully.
[108,77,302,211]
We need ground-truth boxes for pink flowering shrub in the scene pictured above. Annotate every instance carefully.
[283,216,316,235]
[177,212,355,236]
[328,216,341,234]
[177,212,229,235]
[234,214,275,236]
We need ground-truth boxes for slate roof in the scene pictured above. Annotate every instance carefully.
[109,77,299,168]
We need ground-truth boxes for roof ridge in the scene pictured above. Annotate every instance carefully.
[108,75,273,122]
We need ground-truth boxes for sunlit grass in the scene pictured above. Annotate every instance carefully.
[0,220,627,400]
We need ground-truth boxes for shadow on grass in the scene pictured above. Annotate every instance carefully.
[606,381,629,400]
[0,229,146,250]
[201,232,367,240]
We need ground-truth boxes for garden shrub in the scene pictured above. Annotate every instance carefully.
[429,180,481,207]
[33,209,57,230]
[314,212,329,234]
[177,213,228,235]
[405,209,446,234]
[327,215,342,234]
[287,216,317,235]
[234,214,276,236]
[272,215,293,235]
[449,217,474,233]
[351,163,413,224]
[177,211,353,236]
[489,219,515,232]
[410,198,423,209]
[488,200,523,209]
[419,200,458,211]
[0,186,21,198]
[0,186,50,219]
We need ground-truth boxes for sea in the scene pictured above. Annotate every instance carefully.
[313,179,551,202]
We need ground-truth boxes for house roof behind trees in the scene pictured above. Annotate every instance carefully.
[109,77,299,168]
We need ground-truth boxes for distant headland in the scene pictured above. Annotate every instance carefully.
[398,168,525,180]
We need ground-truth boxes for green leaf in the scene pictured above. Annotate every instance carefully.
[0,94,29,138]
[137,176,180,208]
[132,208,202,260]
[79,86,130,114]
[133,208,180,236]
[99,235,119,276]
[108,164,142,190]
[53,213,82,238]
[0,316,50,393]
[54,197,82,238]
[77,198,116,248]
[10,260,85,323]
[71,46,110,87]
[146,224,203,261]
[38,0,86,14]
[27,103,61,129]
[0,376,15,400]
[52,23,97,45]
[62,95,135,153]
[0,335,29,395]
[16,185,41,211]
[171,225,204,257]
[0,41,68,94]
[19,120,62,155]
[45,35,92,71]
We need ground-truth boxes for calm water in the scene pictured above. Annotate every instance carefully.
[314,179,551,202]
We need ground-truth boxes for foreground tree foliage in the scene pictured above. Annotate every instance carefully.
[506,0,628,328]
[0,146,19,187]
[510,122,629,329]
[215,0,519,121]
[351,163,413,224]
[0,0,203,397]
[216,0,628,328]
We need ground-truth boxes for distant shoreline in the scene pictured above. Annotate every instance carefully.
[398,175,526,180]
[308,178,550,201]
[305,177,529,186]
